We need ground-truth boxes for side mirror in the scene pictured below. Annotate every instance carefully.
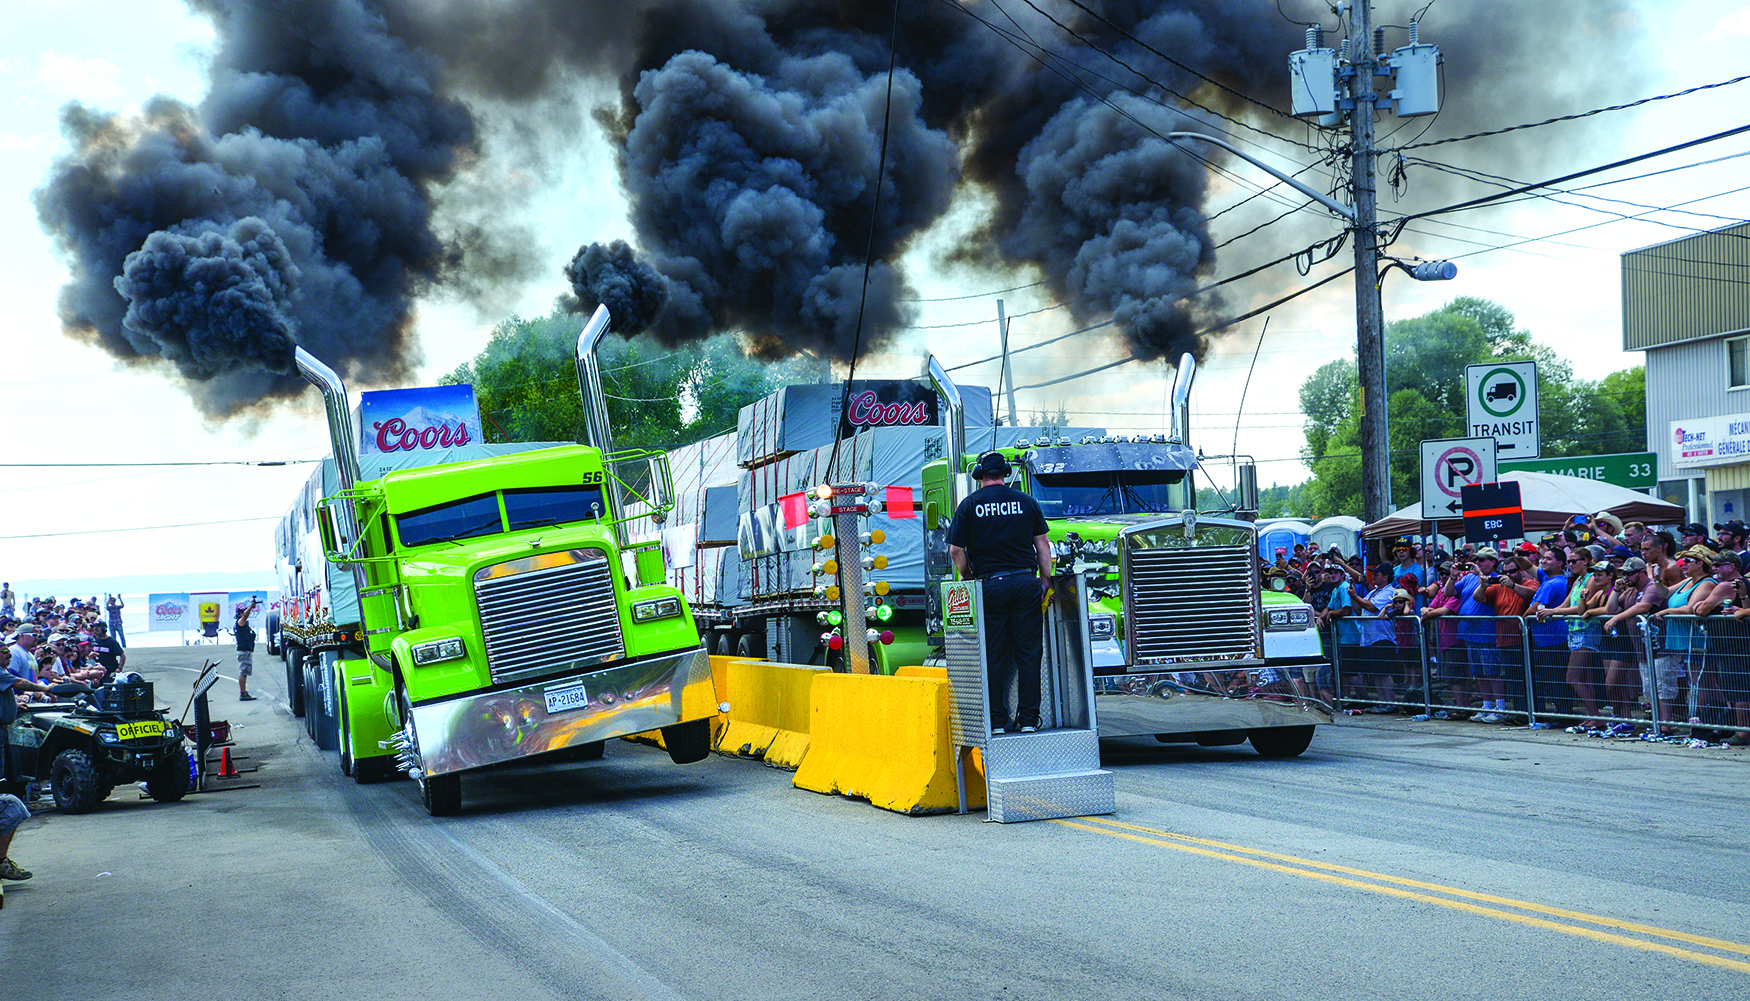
[646,456,672,511]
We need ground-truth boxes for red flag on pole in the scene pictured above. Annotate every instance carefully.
[886,485,915,519]
[779,491,807,529]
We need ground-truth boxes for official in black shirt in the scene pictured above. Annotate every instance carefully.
[947,451,1053,733]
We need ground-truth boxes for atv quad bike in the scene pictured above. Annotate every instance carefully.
[3,674,192,814]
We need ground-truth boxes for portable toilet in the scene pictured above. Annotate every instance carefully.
[1310,515,1365,558]
[1255,519,1315,561]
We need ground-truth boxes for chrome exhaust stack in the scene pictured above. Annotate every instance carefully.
[927,355,968,504]
[1169,352,1196,446]
[295,348,366,567]
[573,305,615,456]
[573,305,628,544]
[295,348,362,494]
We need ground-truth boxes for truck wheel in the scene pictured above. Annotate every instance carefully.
[353,755,395,784]
[551,740,605,762]
[50,749,105,814]
[1248,725,1315,759]
[286,645,306,718]
[735,633,762,659]
[712,632,731,657]
[421,773,461,816]
[146,750,191,803]
[661,718,712,765]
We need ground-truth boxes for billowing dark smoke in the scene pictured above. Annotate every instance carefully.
[114,217,301,379]
[558,0,1303,362]
[35,0,477,418]
[40,1,1650,414]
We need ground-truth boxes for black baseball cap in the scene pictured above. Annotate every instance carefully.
[971,451,1011,479]
[1681,522,1708,536]
[1716,520,1747,534]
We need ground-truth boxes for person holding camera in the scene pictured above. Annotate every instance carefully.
[948,452,1052,735]
[235,598,260,702]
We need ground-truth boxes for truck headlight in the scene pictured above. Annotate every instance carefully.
[1088,613,1117,640]
[1266,608,1314,630]
[411,637,466,665]
[632,596,683,623]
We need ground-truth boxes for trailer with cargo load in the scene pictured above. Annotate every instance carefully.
[272,306,717,815]
[655,356,1329,755]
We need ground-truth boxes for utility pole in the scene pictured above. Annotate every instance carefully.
[1348,2,1391,523]
[996,300,1018,427]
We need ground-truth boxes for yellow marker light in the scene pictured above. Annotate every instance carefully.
[867,529,886,545]
[873,580,890,596]
[822,559,839,575]
[863,555,888,571]
[815,533,835,550]
[814,483,833,500]
[825,585,841,601]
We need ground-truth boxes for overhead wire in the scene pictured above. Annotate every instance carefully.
[1394,71,1750,151]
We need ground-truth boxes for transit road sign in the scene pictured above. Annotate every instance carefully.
[1466,360,1540,458]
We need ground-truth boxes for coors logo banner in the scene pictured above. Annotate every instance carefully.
[357,385,482,460]
[835,381,938,441]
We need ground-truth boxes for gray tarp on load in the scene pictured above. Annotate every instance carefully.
[733,424,1101,601]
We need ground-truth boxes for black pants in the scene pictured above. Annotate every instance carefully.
[983,573,1043,728]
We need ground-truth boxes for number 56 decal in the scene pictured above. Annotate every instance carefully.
[581,471,605,485]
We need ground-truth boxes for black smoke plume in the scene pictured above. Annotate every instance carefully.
[36,0,477,418]
[39,1,1650,415]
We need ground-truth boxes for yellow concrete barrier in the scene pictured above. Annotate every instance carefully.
[793,673,984,815]
[714,659,821,769]
[626,653,736,751]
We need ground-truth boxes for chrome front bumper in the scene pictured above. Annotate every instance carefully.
[408,647,713,776]
[1093,670,1333,739]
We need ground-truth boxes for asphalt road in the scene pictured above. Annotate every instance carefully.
[4,646,1747,1000]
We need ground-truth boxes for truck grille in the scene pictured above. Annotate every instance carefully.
[474,549,625,685]
[1124,545,1258,667]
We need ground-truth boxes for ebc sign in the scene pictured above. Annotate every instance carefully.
[358,385,482,456]
[836,381,938,439]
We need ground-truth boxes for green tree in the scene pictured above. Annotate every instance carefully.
[1293,298,1647,519]
[441,307,816,451]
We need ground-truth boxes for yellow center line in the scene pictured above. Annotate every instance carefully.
[1056,819,1750,975]
[1076,816,1750,958]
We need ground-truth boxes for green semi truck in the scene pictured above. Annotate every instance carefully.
[273,306,718,815]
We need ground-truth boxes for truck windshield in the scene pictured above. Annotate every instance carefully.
[397,495,503,548]
[504,486,607,531]
[1031,470,1191,517]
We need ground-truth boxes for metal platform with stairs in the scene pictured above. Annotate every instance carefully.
[942,575,1115,823]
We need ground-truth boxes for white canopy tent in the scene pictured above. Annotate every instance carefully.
[1361,470,1684,540]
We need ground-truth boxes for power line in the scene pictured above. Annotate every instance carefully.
[0,516,281,541]
[1394,71,1750,151]
[1389,122,1750,232]
[900,279,1051,302]
[0,459,318,468]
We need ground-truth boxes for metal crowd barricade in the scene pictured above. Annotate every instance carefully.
[1696,614,1750,739]
[1320,605,1750,737]
[1327,614,1431,716]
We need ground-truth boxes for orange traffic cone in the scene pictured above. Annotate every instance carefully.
[218,747,239,778]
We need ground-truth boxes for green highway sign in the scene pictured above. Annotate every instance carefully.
[1498,451,1657,490]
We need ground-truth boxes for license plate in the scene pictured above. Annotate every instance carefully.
[116,720,165,741]
[543,684,589,715]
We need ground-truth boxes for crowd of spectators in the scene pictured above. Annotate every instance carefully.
[1260,513,1750,746]
[4,595,128,713]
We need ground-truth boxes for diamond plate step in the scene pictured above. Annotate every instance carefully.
[983,728,1113,823]
[988,769,1116,823]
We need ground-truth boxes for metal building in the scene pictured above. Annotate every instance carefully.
[1624,220,1750,524]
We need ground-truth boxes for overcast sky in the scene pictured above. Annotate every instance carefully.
[4,0,1748,595]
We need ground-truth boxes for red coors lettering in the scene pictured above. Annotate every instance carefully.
[375,418,471,452]
[847,391,929,427]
